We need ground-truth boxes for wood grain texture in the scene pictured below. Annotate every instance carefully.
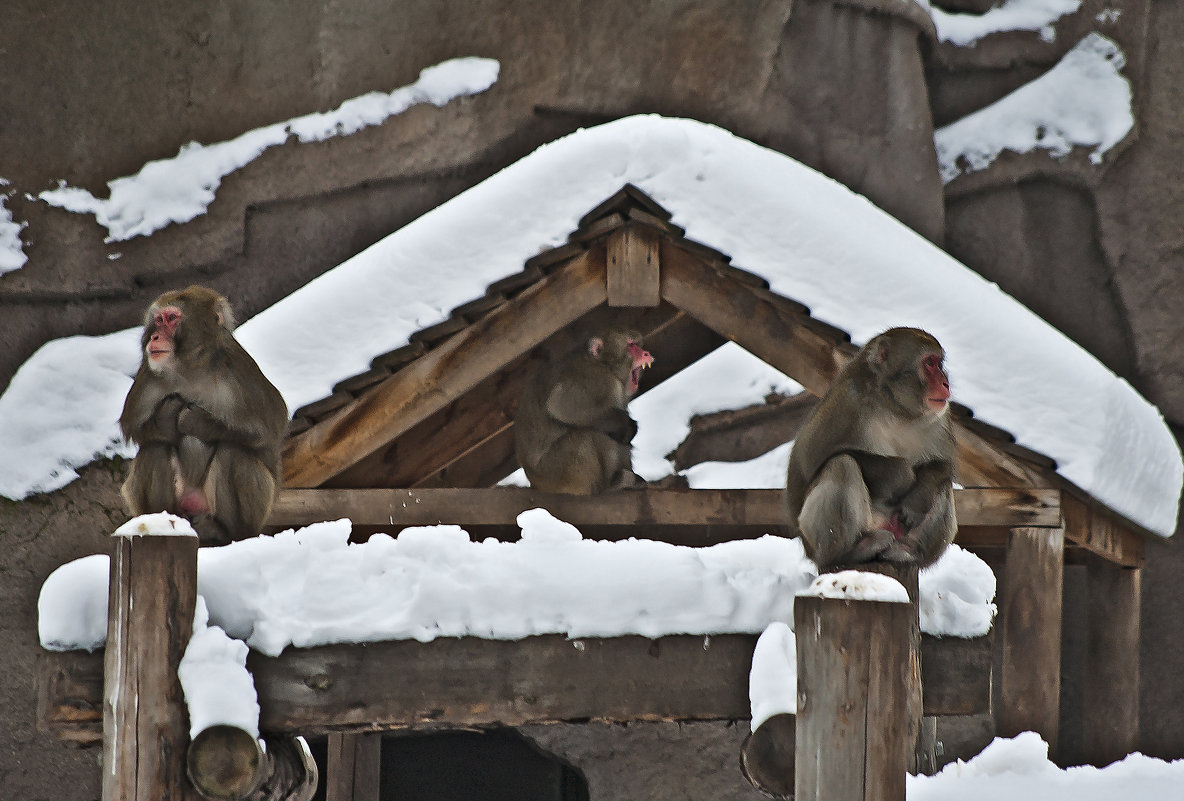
[607,224,660,306]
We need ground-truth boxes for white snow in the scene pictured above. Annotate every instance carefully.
[37,57,499,242]
[3,114,1177,537]
[38,511,995,656]
[179,597,260,739]
[936,34,1133,183]
[0,181,27,274]
[749,622,797,728]
[801,570,911,603]
[920,0,1082,46]
[114,511,199,538]
[908,732,1184,799]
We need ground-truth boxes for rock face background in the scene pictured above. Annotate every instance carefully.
[2,1,1182,798]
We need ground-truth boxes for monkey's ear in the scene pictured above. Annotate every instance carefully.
[588,337,604,357]
[214,297,236,331]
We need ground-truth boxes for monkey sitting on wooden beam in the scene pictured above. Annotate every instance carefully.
[120,286,288,544]
[515,328,653,494]
[786,327,957,570]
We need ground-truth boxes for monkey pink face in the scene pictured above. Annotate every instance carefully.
[626,340,654,395]
[146,305,182,370]
[922,353,950,412]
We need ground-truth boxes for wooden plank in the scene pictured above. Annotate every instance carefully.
[326,733,381,801]
[104,530,201,801]
[997,526,1064,756]
[1082,557,1140,766]
[40,632,990,744]
[795,595,911,801]
[1062,492,1145,568]
[952,421,1056,490]
[660,240,845,396]
[269,486,1061,531]
[282,247,609,488]
[607,224,660,307]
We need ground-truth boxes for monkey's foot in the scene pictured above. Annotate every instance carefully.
[845,529,896,563]
[880,541,920,563]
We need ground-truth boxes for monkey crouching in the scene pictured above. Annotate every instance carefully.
[515,329,653,494]
[120,286,288,544]
[785,327,957,571]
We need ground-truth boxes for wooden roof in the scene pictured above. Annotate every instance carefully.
[272,185,1146,566]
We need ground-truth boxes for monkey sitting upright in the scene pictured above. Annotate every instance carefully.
[785,327,957,570]
[120,286,288,544]
[515,328,654,494]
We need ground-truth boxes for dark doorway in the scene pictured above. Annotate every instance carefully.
[306,728,590,801]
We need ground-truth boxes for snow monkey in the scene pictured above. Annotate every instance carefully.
[785,327,956,570]
[515,328,654,494]
[120,286,288,544]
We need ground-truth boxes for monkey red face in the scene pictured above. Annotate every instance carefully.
[146,305,182,369]
[626,340,653,395]
[922,353,950,412]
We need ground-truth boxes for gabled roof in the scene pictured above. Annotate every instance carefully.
[275,179,1158,558]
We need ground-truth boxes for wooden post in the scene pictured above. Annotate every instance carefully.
[103,524,200,801]
[795,594,912,801]
[1082,557,1140,766]
[326,733,382,801]
[607,224,660,307]
[997,526,1064,755]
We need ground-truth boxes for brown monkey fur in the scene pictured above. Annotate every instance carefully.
[120,286,288,544]
[515,328,653,494]
[785,327,956,570]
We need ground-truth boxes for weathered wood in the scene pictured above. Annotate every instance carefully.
[269,486,1060,531]
[607,224,660,306]
[795,595,912,801]
[282,246,610,488]
[326,733,381,801]
[919,629,993,717]
[42,632,991,744]
[740,713,796,798]
[1062,492,1145,568]
[1082,556,1140,766]
[952,421,1056,490]
[187,725,267,799]
[997,526,1064,755]
[104,530,201,801]
[660,240,846,396]
[668,392,819,471]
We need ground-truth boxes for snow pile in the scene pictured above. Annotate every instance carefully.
[3,114,1178,537]
[179,597,260,738]
[922,0,1081,46]
[38,57,499,242]
[909,732,1184,799]
[0,182,26,274]
[749,622,797,728]
[936,34,1133,183]
[919,543,998,637]
[38,511,997,656]
[800,570,910,603]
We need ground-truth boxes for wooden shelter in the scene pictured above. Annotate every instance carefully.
[40,186,1148,797]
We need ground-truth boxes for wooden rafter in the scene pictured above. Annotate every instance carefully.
[282,246,610,487]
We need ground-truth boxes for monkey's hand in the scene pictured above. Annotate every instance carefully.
[896,461,952,531]
[592,409,638,444]
[137,394,185,444]
[177,403,234,444]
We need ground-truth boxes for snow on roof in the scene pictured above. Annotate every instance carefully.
[0,114,1179,537]
[919,0,1082,46]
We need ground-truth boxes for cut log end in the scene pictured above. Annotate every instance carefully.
[188,725,265,800]
[740,713,796,799]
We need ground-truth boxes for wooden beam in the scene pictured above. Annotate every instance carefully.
[659,240,846,396]
[39,632,990,744]
[268,486,1062,531]
[952,422,1056,490]
[282,247,609,488]
[997,526,1065,756]
[607,224,661,306]
[1062,492,1145,568]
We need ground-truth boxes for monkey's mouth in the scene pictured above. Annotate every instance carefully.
[148,346,172,360]
[629,361,652,394]
[926,397,949,412]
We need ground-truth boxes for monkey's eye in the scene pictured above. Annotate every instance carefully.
[922,355,940,370]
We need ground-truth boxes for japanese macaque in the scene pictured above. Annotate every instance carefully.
[515,328,654,494]
[785,327,956,570]
[119,286,288,544]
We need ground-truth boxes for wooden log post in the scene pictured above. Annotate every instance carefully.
[795,590,913,801]
[997,526,1065,754]
[1082,556,1140,766]
[104,521,201,801]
